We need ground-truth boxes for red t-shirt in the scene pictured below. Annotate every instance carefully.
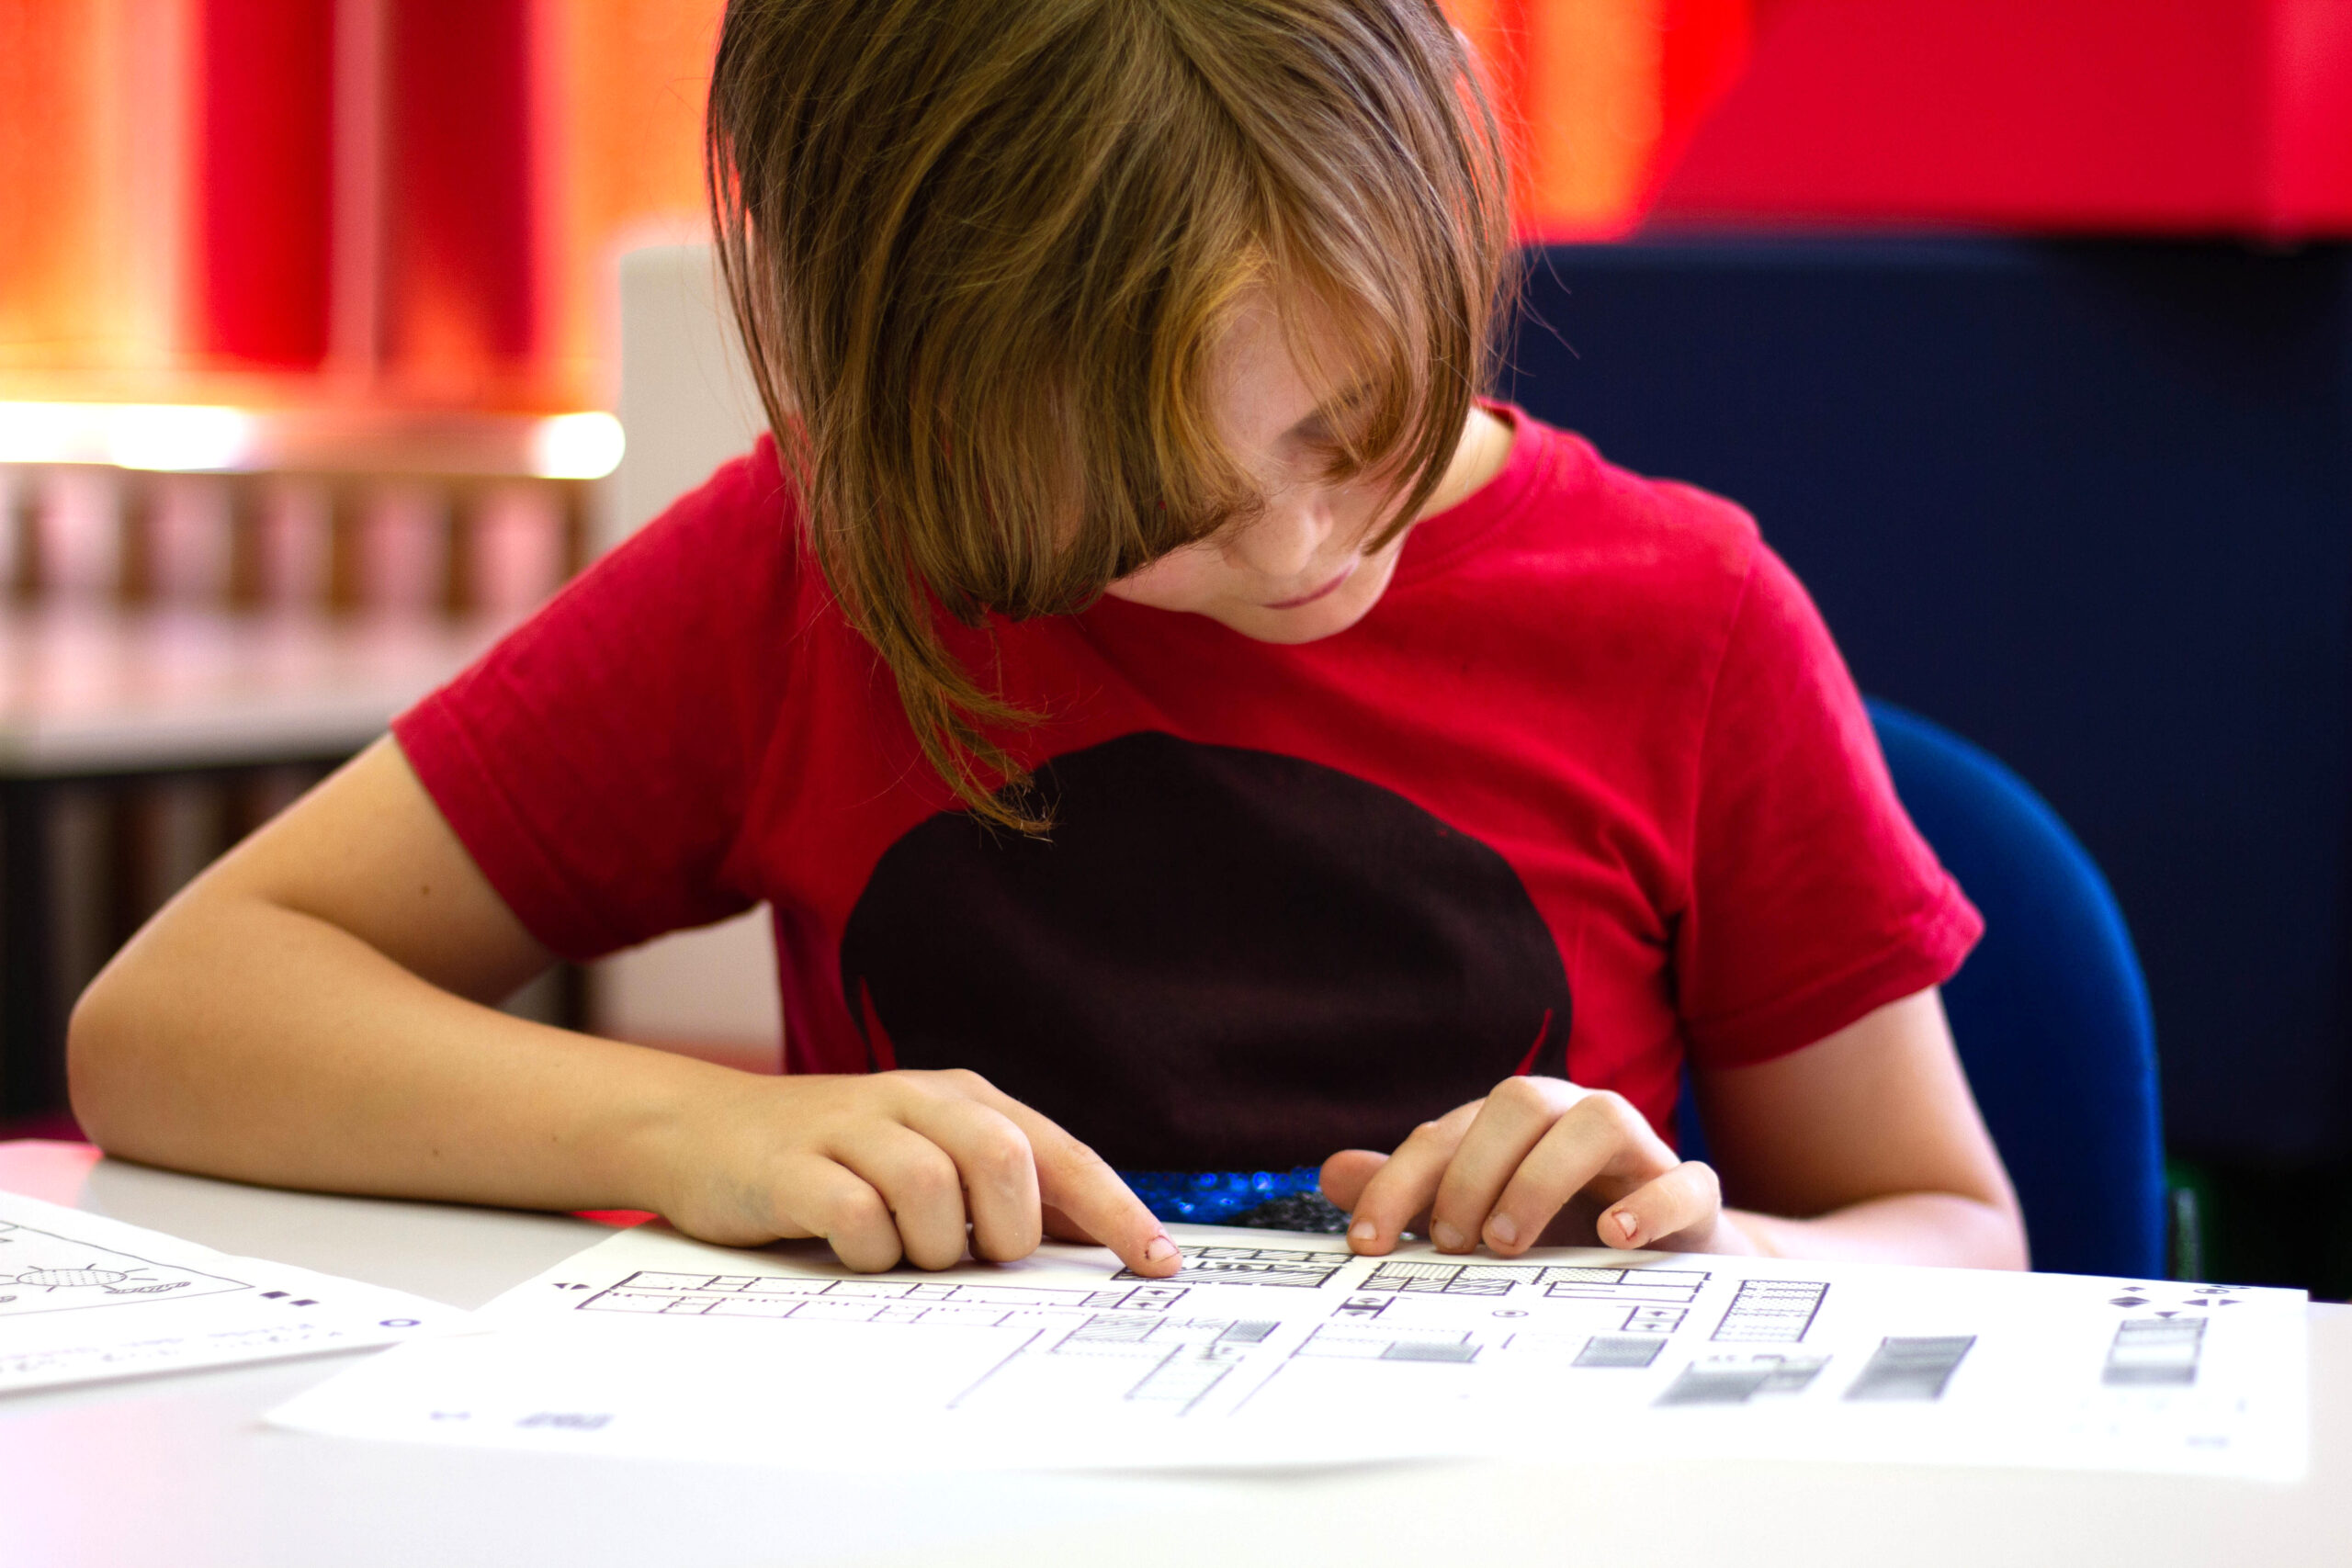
[394,411,1979,1171]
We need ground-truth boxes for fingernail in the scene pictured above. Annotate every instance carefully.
[1143,1234,1178,1266]
[1614,1212,1641,1245]
[1486,1213,1518,1247]
[1432,1221,1465,1251]
[1349,1218,1377,1244]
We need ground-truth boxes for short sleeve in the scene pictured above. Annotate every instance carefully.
[391,445,797,961]
[1674,543,1982,1067]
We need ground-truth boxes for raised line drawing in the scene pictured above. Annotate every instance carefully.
[1657,1360,1772,1404]
[1575,1336,1667,1369]
[1116,1246,1348,1290]
[1293,1323,1480,1363]
[1541,1267,1710,1304]
[2104,1316,2206,1386]
[0,1222,247,1318]
[1712,1278,1827,1342]
[1656,1352,1828,1404]
[953,1313,1275,1415]
[1845,1336,1975,1401]
[1357,1259,1538,1296]
[579,1269,1185,1325]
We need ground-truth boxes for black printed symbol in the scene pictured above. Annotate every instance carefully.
[2109,1296,2147,1307]
[379,1317,420,1328]
[842,732,1574,1169]
[554,1282,591,1291]
[262,1291,288,1299]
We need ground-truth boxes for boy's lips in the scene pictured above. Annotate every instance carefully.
[1263,560,1356,610]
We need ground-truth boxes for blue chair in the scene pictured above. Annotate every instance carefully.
[1682,699,2167,1280]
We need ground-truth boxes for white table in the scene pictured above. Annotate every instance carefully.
[1,1139,2344,1568]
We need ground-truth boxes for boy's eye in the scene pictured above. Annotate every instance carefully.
[1301,428,1368,481]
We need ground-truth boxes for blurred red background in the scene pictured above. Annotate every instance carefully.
[5,0,2350,414]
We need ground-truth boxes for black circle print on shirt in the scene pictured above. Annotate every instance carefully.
[839,731,1573,1171]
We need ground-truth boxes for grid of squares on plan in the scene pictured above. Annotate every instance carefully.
[1844,1336,1975,1401]
[1118,1247,1349,1289]
[1656,1353,1830,1405]
[2104,1317,2205,1386]
[1357,1261,1709,1303]
[1711,1278,1828,1342]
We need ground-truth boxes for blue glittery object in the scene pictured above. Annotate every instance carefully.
[1115,1168,1325,1224]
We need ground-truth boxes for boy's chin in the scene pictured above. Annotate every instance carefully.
[1202,574,1394,645]
[1206,599,1376,644]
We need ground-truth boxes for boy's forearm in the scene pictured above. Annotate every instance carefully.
[1713,1193,2029,1270]
[69,893,718,1215]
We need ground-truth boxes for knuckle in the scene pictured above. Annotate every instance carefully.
[1491,1075,1545,1108]
[898,1151,962,1206]
[1577,1089,1639,1132]
[973,1124,1033,1185]
[936,1066,991,1096]
[819,1183,891,1238]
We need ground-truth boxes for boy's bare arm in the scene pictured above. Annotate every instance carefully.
[1686,988,2029,1269]
[67,739,1176,1276]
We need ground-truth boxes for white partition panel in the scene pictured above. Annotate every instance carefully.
[590,245,781,1068]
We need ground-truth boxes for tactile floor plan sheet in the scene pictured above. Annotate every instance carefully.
[267,1223,2308,1479]
[0,1190,459,1394]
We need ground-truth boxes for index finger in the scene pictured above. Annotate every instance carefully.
[956,1080,1179,1278]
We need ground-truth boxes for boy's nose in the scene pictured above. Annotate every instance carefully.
[1224,494,1332,582]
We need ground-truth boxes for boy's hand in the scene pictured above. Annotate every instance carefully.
[650,1068,1181,1278]
[1320,1076,1725,1258]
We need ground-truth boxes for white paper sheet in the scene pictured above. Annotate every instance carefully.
[266,1222,2307,1479]
[0,1190,460,1394]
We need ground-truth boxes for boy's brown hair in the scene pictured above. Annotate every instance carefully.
[707,0,1512,829]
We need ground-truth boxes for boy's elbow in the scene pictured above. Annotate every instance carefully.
[1966,1190,2031,1272]
[66,945,164,1155]
[67,964,127,1148]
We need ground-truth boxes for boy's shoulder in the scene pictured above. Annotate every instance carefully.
[1536,419,1758,565]
[1439,414,1767,624]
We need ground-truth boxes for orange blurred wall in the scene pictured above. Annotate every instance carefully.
[537,0,724,405]
[0,0,188,397]
[1447,0,1752,239]
[0,0,1708,411]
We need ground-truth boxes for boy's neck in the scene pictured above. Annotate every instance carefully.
[1414,404,1517,523]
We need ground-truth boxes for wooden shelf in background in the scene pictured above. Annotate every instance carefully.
[0,604,514,778]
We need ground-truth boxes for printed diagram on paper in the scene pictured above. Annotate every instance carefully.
[0,1220,248,1318]
[0,1191,457,1395]
[268,1224,2310,1480]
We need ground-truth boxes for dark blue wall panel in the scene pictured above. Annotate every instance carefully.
[1504,239,2352,1164]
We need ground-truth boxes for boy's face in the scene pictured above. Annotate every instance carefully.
[1104,288,1488,645]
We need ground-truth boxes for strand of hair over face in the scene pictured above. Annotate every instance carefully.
[707,0,1513,831]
